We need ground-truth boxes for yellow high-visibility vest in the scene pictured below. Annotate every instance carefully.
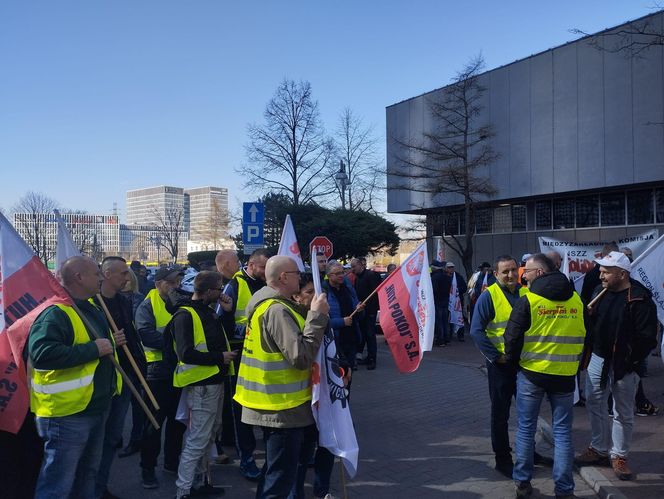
[234,299,311,411]
[485,283,529,353]
[520,292,586,376]
[172,306,235,387]
[143,289,172,362]
[233,271,252,326]
[31,304,122,417]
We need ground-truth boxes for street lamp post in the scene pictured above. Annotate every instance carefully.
[334,159,350,210]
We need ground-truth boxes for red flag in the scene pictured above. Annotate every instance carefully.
[0,213,71,433]
[377,242,435,373]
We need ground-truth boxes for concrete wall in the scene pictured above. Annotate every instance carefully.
[387,12,664,214]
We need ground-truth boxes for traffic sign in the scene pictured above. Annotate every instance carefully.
[243,202,265,255]
[243,202,264,224]
[309,236,334,260]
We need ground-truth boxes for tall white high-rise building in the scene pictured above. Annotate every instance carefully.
[126,186,188,230]
[184,186,229,244]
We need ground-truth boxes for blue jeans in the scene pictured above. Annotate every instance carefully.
[256,425,316,499]
[35,410,109,499]
[513,372,575,496]
[96,388,132,496]
[288,425,319,499]
[585,353,639,457]
[228,374,257,464]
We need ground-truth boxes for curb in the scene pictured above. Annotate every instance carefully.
[537,418,628,499]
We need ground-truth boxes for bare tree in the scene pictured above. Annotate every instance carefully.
[241,79,335,205]
[390,55,497,276]
[12,191,60,266]
[332,108,383,212]
[571,10,664,57]
[193,198,230,249]
[152,205,186,263]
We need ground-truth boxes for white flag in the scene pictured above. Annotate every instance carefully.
[560,251,570,278]
[434,236,445,261]
[448,272,464,327]
[630,233,664,325]
[277,215,304,272]
[54,210,81,272]
[311,327,359,478]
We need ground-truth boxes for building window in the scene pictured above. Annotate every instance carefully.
[576,195,599,228]
[512,205,527,231]
[601,192,625,226]
[627,189,653,225]
[657,189,664,224]
[553,198,574,229]
[493,206,511,233]
[443,211,460,235]
[475,208,493,234]
[536,200,552,230]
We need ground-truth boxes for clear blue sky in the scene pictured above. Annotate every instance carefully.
[0,1,653,222]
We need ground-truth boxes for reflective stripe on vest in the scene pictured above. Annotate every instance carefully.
[172,307,222,387]
[233,272,252,326]
[519,292,586,376]
[143,289,172,362]
[30,304,121,417]
[234,298,311,411]
[485,283,528,353]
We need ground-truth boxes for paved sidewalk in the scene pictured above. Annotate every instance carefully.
[109,338,598,498]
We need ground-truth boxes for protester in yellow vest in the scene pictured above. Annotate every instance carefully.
[134,264,185,489]
[469,255,529,478]
[169,271,237,499]
[29,256,125,499]
[504,253,585,499]
[235,255,329,498]
[218,247,269,481]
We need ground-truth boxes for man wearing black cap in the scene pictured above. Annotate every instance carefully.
[135,265,186,489]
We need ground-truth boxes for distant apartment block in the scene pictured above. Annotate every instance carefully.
[184,186,229,244]
[126,185,188,230]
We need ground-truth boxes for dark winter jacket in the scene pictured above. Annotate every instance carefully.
[323,280,362,346]
[584,278,658,384]
[504,271,583,392]
[431,269,452,307]
[353,269,382,316]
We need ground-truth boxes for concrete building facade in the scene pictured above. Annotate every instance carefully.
[386,11,664,271]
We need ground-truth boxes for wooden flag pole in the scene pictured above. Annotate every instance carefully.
[586,288,607,311]
[339,457,348,499]
[69,299,160,430]
[95,293,160,411]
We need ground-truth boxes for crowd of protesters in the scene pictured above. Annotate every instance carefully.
[6,248,393,499]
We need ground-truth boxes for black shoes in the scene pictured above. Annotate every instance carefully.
[515,481,532,498]
[141,468,158,489]
[367,360,376,370]
[118,441,141,458]
[495,459,514,478]
[191,482,225,496]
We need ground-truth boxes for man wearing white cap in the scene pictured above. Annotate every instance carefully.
[575,251,658,481]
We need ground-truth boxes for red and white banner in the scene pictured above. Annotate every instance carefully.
[377,242,434,373]
[434,236,445,262]
[448,272,464,327]
[0,213,71,433]
[277,215,305,272]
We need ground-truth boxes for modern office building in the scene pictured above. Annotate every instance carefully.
[386,11,664,269]
[119,223,189,263]
[126,185,188,230]
[13,212,120,264]
[184,186,229,245]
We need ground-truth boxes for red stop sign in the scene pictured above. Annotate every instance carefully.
[309,236,334,260]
